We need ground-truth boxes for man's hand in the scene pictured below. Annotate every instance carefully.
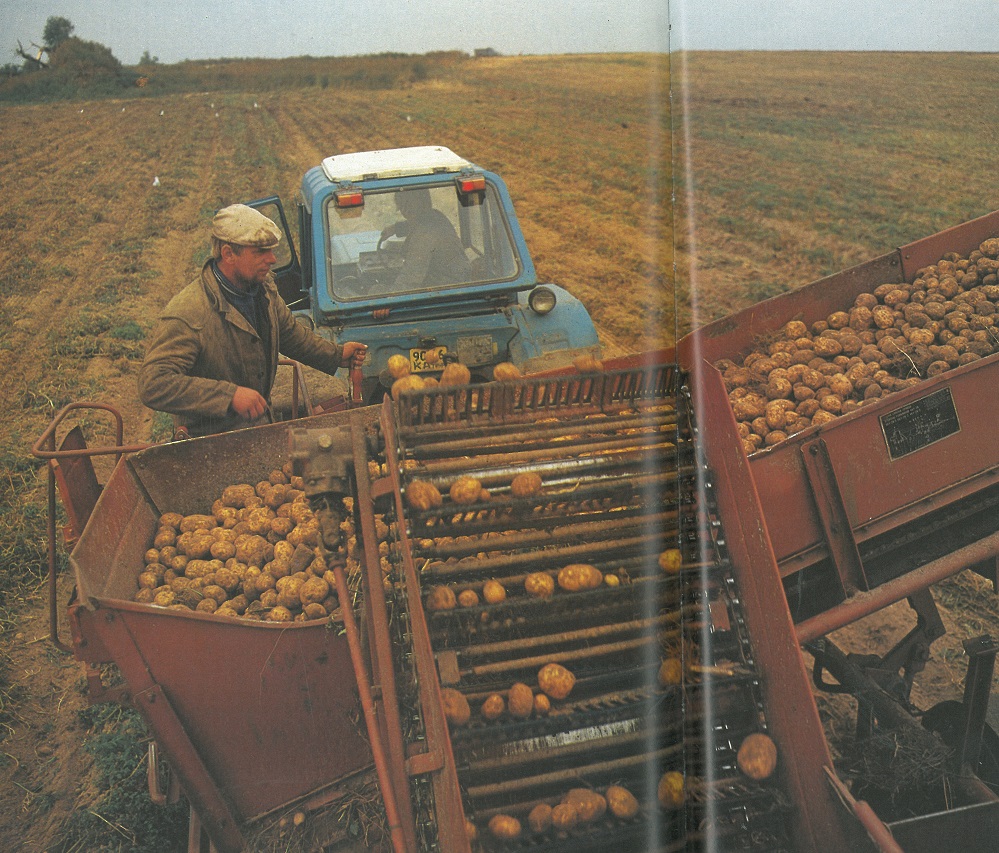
[231,386,268,419]
[342,341,367,368]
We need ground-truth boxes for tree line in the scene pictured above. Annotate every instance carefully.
[3,16,128,90]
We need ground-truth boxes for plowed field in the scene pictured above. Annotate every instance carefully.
[3,50,999,852]
[0,54,669,851]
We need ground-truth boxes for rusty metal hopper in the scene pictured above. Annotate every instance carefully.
[68,413,378,853]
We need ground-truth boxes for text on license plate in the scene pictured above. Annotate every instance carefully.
[410,346,447,372]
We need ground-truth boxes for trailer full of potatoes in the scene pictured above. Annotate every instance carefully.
[715,237,999,455]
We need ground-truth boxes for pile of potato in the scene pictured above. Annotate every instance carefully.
[133,462,347,622]
[474,732,779,841]
[478,783,640,842]
[718,239,999,455]
[441,663,576,731]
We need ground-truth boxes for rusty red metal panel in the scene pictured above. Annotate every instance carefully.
[378,398,470,853]
[744,354,999,574]
[70,457,158,604]
[689,362,880,853]
[78,602,372,822]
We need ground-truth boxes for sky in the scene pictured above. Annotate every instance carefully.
[2,0,668,66]
[674,0,999,53]
[2,0,997,67]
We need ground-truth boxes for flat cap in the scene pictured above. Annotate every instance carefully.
[211,204,281,248]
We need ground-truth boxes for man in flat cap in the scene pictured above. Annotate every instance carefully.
[139,204,366,436]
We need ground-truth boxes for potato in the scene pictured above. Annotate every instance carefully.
[737,732,778,780]
[137,570,161,590]
[299,576,329,606]
[464,817,477,842]
[606,785,640,819]
[457,589,480,608]
[763,399,790,430]
[557,563,603,592]
[406,480,442,512]
[493,361,523,381]
[564,788,606,823]
[153,527,176,549]
[449,476,483,505]
[220,484,256,508]
[533,693,551,716]
[177,531,214,559]
[812,336,843,358]
[482,579,507,604]
[528,803,553,833]
[391,373,425,400]
[826,310,850,330]
[550,802,579,832]
[658,548,683,574]
[235,534,273,568]
[488,814,521,840]
[426,585,457,612]
[153,589,176,607]
[440,362,472,386]
[441,688,471,726]
[783,320,808,338]
[179,514,217,533]
[252,571,277,597]
[524,572,555,599]
[301,602,328,620]
[508,682,534,719]
[275,575,304,609]
[265,605,293,622]
[209,539,236,561]
[159,511,184,530]
[658,771,685,809]
[481,693,505,720]
[510,471,543,498]
[538,662,575,700]
[387,353,411,379]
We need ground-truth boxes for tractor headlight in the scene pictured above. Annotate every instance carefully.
[528,286,557,316]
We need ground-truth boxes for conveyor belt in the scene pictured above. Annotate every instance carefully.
[367,366,795,851]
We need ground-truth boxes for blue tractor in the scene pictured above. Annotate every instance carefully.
[249,146,601,403]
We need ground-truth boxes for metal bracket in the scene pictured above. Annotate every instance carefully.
[801,438,869,596]
[958,635,999,774]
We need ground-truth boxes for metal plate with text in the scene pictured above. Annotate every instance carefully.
[880,387,960,460]
[456,334,496,366]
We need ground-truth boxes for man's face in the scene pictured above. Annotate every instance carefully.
[223,244,277,289]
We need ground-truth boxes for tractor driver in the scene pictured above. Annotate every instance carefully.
[379,188,472,289]
[138,204,366,437]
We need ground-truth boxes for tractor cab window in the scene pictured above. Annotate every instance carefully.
[326,182,520,300]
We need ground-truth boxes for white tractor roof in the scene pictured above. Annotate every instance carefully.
[321,146,473,183]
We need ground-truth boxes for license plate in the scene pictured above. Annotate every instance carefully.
[410,346,447,372]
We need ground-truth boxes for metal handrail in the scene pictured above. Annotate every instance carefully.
[31,403,151,652]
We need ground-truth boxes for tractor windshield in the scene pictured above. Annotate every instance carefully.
[325,181,520,301]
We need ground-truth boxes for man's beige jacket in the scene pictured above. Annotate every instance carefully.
[138,260,343,435]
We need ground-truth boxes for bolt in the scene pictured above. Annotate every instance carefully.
[318,433,333,450]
